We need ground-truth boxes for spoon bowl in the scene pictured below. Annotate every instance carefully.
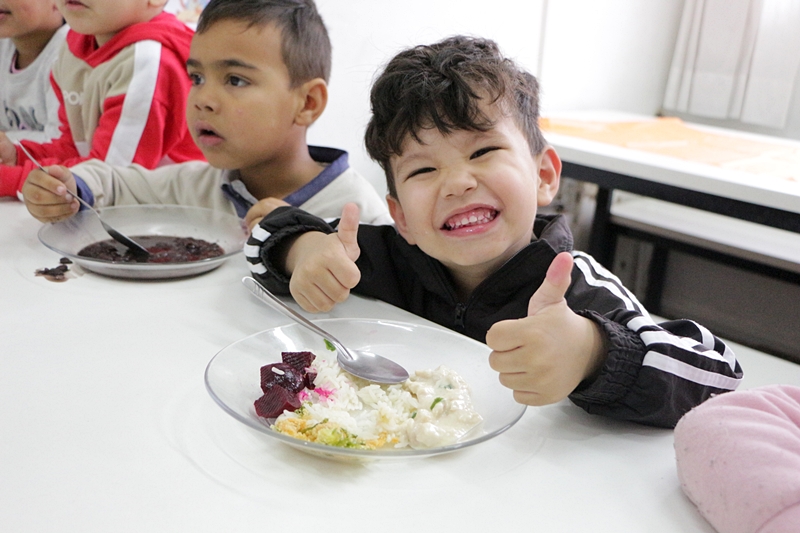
[242,276,409,384]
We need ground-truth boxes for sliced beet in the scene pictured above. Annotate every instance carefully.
[281,351,315,372]
[254,386,301,418]
[260,362,305,393]
[304,371,317,390]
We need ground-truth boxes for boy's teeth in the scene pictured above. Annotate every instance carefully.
[445,208,496,230]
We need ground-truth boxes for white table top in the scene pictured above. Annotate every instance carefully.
[543,110,800,215]
[2,199,798,532]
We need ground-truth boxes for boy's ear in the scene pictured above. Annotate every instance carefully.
[294,78,328,127]
[536,146,562,207]
[386,194,416,245]
[149,0,169,8]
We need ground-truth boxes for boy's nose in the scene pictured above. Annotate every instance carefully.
[189,87,218,112]
[441,168,478,197]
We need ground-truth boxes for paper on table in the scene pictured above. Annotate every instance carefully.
[540,117,800,182]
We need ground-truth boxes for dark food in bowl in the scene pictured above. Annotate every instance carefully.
[255,351,317,419]
[78,236,224,263]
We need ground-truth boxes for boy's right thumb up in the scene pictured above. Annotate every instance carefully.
[527,251,573,316]
[336,202,361,262]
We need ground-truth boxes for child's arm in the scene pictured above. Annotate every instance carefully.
[282,203,362,312]
[558,251,742,427]
[245,198,290,232]
[12,37,201,182]
[486,252,607,406]
[80,40,201,168]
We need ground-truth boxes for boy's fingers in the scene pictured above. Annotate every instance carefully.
[336,202,361,261]
[29,168,69,197]
[47,165,73,184]
[527,251,573,316]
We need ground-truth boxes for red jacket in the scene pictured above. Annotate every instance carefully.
[1,12,203,197]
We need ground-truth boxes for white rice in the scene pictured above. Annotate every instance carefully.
[273,351,482,450]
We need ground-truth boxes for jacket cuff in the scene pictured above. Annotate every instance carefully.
[568,309,645,406]
[73,174,94,209]
[244,206,334,294]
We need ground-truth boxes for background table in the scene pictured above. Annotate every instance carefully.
[543,111,800,268]
[1,199,798,532]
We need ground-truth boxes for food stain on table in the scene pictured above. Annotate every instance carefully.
[35,257,74,282]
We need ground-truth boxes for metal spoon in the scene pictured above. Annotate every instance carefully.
[16,143,150,258]
[242,276,409,384]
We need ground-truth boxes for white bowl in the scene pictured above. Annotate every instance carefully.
[205,318,526,461]
[38,205,247,279]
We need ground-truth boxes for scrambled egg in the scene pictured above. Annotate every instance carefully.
[274,415,391,450]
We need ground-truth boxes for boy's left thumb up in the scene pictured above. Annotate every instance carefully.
[336,202,361,262]
[528,251,574,316]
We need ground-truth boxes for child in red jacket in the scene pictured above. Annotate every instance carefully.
[0,0,204,198]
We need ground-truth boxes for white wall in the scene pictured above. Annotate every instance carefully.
[311,0,545,194]
[539,0,684,116]
[166,0,686,195]
[310,0,684,195]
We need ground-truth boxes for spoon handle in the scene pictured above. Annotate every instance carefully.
[242,277,355,361]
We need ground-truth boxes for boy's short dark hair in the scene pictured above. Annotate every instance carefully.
[197,0,331,86]
[365,35,547,198]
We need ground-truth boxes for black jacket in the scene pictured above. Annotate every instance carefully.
[247,207,743,428]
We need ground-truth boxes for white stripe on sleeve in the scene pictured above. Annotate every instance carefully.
[105,41,162,166]
[574,252,738,383]
[573,252,649,317]
[243,244,261,258]
[250,226,271,242]
[249,262,267,275]
[643,352,741,390]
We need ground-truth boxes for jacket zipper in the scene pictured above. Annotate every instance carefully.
[454,303,467,329]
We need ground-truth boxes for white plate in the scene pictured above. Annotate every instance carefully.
[205,318,526,461]
[38,205,247,279]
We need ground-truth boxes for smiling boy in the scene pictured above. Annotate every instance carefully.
[246,36,743,428]
[22,0,390,227]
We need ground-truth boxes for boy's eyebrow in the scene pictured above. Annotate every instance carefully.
[393,151,428,176]
[186,58,259,70]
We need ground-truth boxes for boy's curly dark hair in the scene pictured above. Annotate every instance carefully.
[365,36,546,198]
[197,0,331,86]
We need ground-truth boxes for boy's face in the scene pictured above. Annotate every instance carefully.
[56,0,163,46]
[186,20,309,176]
[0,0,62,40]
[387,105,561,285]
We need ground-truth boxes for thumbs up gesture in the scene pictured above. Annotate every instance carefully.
[285,203,362,313]
[486,252,606,406]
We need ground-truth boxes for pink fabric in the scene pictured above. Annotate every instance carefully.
[674,385,800,533]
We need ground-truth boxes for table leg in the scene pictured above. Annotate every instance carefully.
[588,187,615,268]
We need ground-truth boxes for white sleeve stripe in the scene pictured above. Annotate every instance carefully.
[106,41,161,166]
[573,253,647,316]
[698,322,714,348]
[723,344,737,369]
[626,299,737,370]
[696,321,738,369]
[640,330,729,364]
[243,244,261,257]
[578,259,738,373]
[248,262,267,275]
[643,352,741,390]
[627,315,657,330]
[251,226,270,242]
